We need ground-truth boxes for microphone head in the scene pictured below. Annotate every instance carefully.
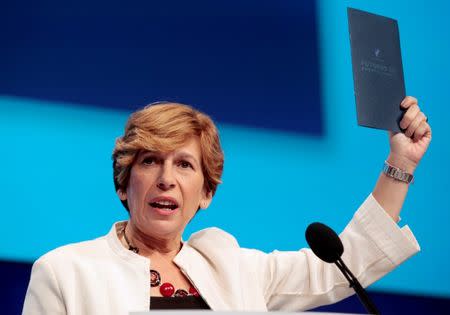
[305,222,344,263]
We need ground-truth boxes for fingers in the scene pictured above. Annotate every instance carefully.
[399,103,420,130]
[413,121,431,142]
[399,96,431,141]
[405,111,426,138]
[400,96,418,109]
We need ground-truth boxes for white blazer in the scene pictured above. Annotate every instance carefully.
[22,194,420,314]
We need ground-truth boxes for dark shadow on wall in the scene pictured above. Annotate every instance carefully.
[4,259,450,314]
[312,290,450,314]
[0,0,323,135]
[0,260,32,315]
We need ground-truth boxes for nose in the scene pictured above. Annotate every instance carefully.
[156,163,176,191]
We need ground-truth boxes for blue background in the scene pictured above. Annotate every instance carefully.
[1,0,450,313]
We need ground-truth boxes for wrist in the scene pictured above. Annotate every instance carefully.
[386,153,417,174]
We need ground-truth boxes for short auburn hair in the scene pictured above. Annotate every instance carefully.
[112,102,224,211]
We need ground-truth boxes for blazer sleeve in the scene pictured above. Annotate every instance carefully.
[242,193,420,311]
[22,256,66,315]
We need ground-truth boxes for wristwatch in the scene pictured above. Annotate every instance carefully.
[382,161,414,184]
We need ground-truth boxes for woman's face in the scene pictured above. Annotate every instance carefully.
[119,136,212,239]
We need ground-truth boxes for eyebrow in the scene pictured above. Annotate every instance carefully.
[139,150,200,167]
[138,150,156,158]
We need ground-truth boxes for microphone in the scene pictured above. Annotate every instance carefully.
[305,222,380,315]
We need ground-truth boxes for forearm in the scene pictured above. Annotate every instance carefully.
[372,152,417,222]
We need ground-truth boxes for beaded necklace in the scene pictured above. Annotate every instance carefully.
[122,227,199,298]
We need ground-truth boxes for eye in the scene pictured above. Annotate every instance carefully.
[178,160,193,169]
[142,156,155,165]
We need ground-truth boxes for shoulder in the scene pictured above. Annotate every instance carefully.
[186,227,240,250]
[26,235,110,299]
[35,235,109,268]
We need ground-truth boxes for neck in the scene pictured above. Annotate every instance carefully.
[124,221,182,259]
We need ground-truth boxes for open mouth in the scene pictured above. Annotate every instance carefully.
[149,201,178,211]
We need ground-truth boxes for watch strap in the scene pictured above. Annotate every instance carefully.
[382,161,414,184]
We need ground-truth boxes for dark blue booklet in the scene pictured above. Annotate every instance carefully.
[347,7,406,132]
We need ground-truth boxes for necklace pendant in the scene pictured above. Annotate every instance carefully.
[174,289,188,297]
[160,282,175,297]
[189,286,199,297]
[149,268,198,298]
[150,269,161,287]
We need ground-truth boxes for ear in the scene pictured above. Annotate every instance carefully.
[199,189,213,210]
[117,189,127,201]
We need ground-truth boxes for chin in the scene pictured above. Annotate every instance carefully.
[145,220,184,238]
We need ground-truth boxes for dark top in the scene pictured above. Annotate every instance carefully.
[150,296,211,310]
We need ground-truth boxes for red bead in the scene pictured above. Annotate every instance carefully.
[189,286,199,297]
[160,282,175,297]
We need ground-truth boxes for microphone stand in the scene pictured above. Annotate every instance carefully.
[335,258,380,315]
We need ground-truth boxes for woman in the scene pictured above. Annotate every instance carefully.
[23,97,431,314]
